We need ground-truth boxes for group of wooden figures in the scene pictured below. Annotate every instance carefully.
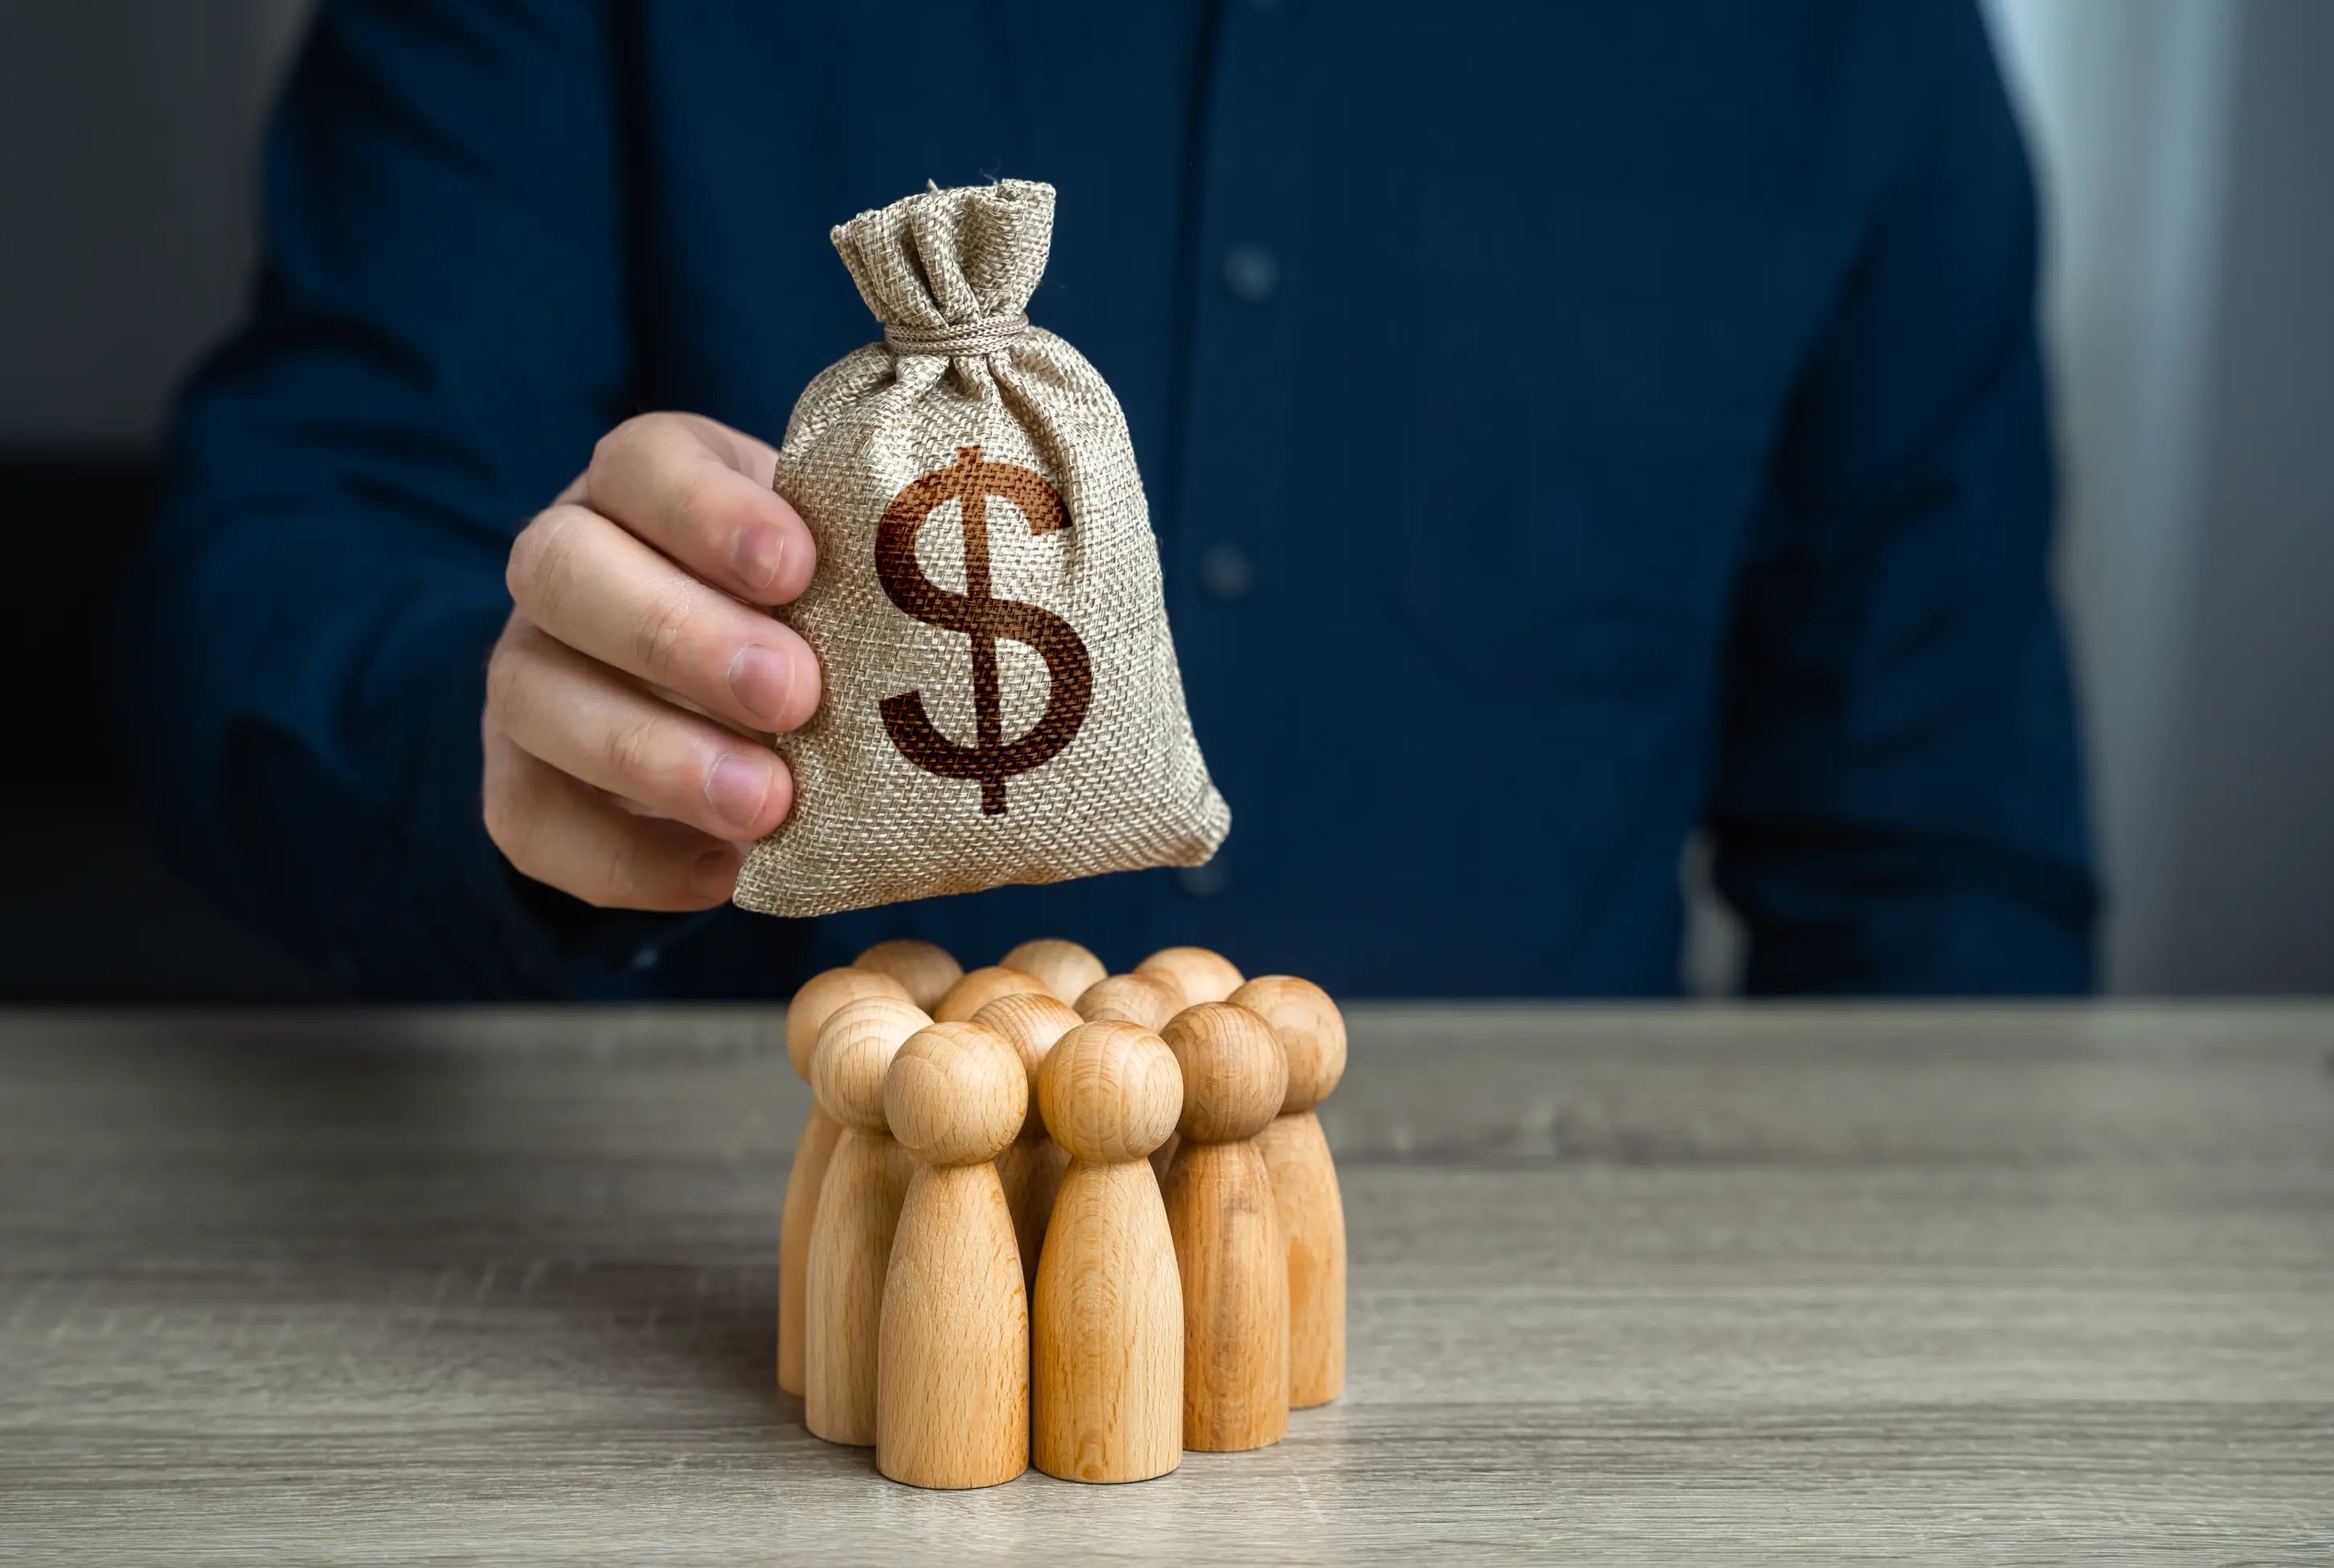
[778,937,1348,1488]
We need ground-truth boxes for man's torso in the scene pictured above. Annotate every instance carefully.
[620,2,1891,996]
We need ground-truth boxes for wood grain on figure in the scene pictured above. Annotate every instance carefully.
[935,966,1046,1024]
[1032,1021,1185,1484]
[1230,975,1349,1408]
[853,940,961,1013]
[878,1022,1030,1489]
[1136,946,1245,1008]
[803,994,927,1446]
[999,939,1108,1008]
[1075,972,1182,1032]
[970,991,1084,1294]
[1079,976,1195,1177]
[778,968,914,1397]
[776,1112,842,1398]
[1159,1003,1288,1452]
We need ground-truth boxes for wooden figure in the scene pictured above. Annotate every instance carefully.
[969,991,1084,1294]
[1080,977,1189,1183]
[803,993,927,1445]
[854,939,962,1013]
[779,967,913,1398]
[1074,972,1181,1032]
[1032,1021,1185,1483]
[1230,975,1349,1409]
[1159,1002,1288,1452]
[935,964,1046,1024]
[878,1021,1030,1489]
[999,938,1107,1007]
[1136,945,1246,1008]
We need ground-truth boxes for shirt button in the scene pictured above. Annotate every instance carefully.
[1198,542,1252,600]
[629,945,662,972]
[1178,862,1230,899]
[1222,244,1280,303]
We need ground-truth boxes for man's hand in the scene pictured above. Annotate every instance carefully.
[484,413,821,911]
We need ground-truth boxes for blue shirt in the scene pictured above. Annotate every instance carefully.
[124,0,2097,1000]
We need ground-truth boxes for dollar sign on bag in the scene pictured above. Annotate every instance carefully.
[875,446,1094,815]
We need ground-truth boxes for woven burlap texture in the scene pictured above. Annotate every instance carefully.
[733,179,1230,918]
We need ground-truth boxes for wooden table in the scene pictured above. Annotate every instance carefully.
[2,1007,2329,1563]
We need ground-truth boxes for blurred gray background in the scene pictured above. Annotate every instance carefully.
[1,0,2327,997]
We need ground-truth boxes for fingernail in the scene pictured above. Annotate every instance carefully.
[692,846,742,900]
[732,523,784,593]
[705,754,772,831]
[727,644,795,728]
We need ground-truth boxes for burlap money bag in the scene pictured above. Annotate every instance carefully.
[734,180,1230,918]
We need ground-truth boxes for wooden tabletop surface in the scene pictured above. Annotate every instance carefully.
[2,1005,2329,1564]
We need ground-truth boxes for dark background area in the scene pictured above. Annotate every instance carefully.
[2,0,2328,1001]
[0,2,329,1001]
[0,460,334,999]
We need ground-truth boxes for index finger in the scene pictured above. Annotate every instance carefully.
[583,411,816,606]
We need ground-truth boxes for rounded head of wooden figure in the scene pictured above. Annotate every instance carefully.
[1038,1021,1182,1164]
[1135,945,1247,1009]
[1226,976,1347,1114]
[935,965,1047,1024]
[809,994,932,1131]
[786,967,913,1081]
[852,940,962,1013]
[1074,972,1182,1033]
[885,1022,1027,1169]
[970,991,1085,1140]
[1161,1002,1287,1144]
[998,938,1108,1007]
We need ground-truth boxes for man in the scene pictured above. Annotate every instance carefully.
[124,1,2096,1000]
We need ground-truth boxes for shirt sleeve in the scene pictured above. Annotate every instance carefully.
[119,0,681,997]
[1709,4,2100,996]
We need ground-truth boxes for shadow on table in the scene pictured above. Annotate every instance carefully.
[119,1016,792,1426]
